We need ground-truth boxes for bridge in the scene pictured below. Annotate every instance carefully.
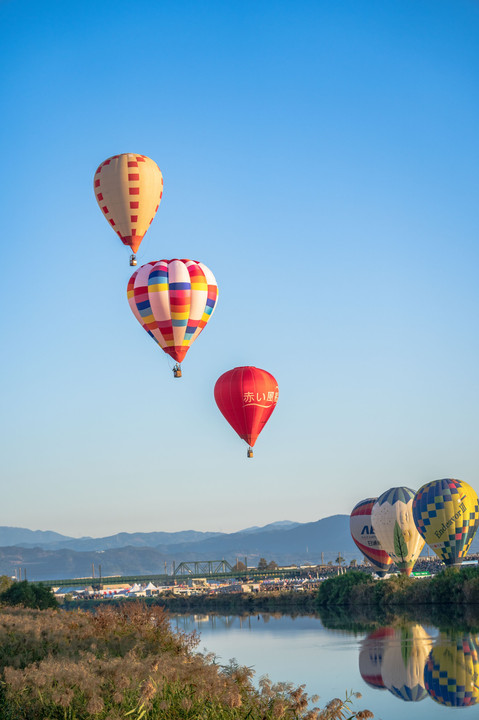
[37,560,322,589]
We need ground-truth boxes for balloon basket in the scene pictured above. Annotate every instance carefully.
[247,447,254,459]
[173,364,182,379]
[129,254,137,267]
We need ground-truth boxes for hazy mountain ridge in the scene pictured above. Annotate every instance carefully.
[0,522,298,552]
[27,530,225,552]
[0,517,356,580]
[1,518,476,581]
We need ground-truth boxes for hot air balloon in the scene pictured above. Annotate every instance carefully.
[214,367,278,458]
[350,498,393,577]
[127,259,218,376]
[381,624,432,702]
[371,487,425,576]
[94,153,163,265]
[424,633,479,707]
[412,478,479,567]
[359,627,395,690]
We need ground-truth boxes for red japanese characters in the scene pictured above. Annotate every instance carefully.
[214,366,279,458]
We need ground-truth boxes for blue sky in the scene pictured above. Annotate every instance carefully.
[1,0,479,536]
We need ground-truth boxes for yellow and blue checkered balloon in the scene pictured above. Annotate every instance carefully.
[424,633,479,707]
[412,478,479,566]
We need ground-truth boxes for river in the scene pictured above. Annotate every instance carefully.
[171,612,478,720]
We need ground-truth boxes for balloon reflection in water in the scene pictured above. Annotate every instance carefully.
[424,634,479,707]
[359,627,395,690]
[381,625,432,702]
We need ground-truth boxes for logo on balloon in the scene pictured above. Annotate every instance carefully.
[243,391,278,408]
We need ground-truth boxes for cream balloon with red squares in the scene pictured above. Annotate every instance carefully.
[93,153,163,254]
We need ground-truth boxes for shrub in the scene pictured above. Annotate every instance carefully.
[317,571,374,606]
[0,581,59,610]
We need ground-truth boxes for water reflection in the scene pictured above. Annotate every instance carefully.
[381,625,432,701]
[360,624,432,701]
[360,624,479,708]
[424,633,479,707]
[359,627,395,690]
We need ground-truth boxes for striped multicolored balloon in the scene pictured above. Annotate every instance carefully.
[127,259,218,364]
[350,498,393,577]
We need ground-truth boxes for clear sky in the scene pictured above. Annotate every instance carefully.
[1,0,479,537]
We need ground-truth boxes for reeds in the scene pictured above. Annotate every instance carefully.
[0,602,371,719]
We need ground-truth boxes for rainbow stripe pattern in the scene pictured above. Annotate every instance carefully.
[127,259,218,363]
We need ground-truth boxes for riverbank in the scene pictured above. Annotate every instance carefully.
[0,602,372,720]
[152,588,318,614]
[316,566,479,617]
[64,589,319,615]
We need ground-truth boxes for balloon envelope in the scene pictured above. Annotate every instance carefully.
[371,487,425,576]
[424,634,479,707]
[350,498,393,577]
[127,259,218,363]
[359,627,395,690]
[94,153,163,253]
[412,478,479,566]
[381,624,432,702]
[214,367,278,448]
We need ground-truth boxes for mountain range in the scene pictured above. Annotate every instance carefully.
[1,518,477,582]
[0,517,356,581]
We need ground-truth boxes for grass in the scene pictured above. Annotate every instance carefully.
[0,601,372,720]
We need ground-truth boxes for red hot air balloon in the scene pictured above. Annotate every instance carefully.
[350,498,393,577]
[214,367,278,458]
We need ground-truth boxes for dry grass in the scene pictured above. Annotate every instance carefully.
[0,602,372,719]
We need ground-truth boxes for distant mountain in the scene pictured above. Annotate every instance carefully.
[155,515,357,566]
[0,528,224,552]
[2,516,476,582]
[0,516,357,581]
[0,523,299,552]
[240,521,300,534]
[0,545,167,582]
[41,531,225,552]
[0,527,77,547]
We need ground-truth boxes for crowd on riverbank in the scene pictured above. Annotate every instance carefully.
[55,575,327,603]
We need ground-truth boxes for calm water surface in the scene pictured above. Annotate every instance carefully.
[171,613,478,720]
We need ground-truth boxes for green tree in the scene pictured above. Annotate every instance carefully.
[0,575,13,594]
[267,560,278,571]
[350,559,357,568]
[257,557,268,570]
[0,581,59,609]
[317,570,374,606]
[336,554,345,566]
